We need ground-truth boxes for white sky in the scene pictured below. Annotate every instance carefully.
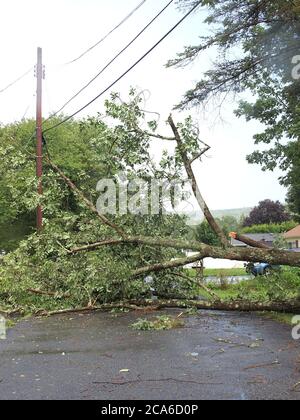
[0,0,287,210]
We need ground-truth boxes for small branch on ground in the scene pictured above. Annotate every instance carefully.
[243,361,280,371]
[292,381,300,392]
[34,303,151,317]
[92,377,223,386]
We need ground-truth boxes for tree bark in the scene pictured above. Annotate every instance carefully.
[167,116,270,251]
[69,235,300,270]
[167,115,230,248]
[128,298,300,314]
[30,299,300,316]
[229,232,271,249]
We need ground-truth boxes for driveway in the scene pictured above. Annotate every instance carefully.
[0,309,299,400]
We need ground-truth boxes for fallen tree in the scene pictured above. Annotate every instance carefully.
[68,235,300,270]
[42,112,300,313]
[48,115,300,272]
[1,95,299,314]
[130,299,300,314]
[5,298,300,317]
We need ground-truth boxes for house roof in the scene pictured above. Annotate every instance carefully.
[284,225,300,239]
[231,233,275,247]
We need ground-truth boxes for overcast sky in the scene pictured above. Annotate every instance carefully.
[0,0,287,210]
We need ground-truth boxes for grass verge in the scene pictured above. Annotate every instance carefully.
[259,312,295,325]
[185,268,247,278]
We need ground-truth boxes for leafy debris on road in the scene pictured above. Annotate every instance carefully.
[131,315,185,331]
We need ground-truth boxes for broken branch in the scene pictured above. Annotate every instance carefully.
[173,272,220,300]
[26,289,71,298]
[167,115,229,248]
[229,232,271,250]
[69,235,300,269]
[47,157,126,238]
[189,146,211,164]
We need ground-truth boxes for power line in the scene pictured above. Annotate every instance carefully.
[20,103,31,121]
[0,67,33,94]
[66,0,148,65]
[47,0,174,119]
[43,2,199,134]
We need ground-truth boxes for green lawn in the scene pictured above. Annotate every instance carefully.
[186,268,247,278]
[204,268,247,277]
[258,312,295,325]
[192,271,299,327]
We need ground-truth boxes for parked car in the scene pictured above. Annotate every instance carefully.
[245,262,280,277]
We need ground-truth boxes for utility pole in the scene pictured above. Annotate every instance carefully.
[35,47,44,232]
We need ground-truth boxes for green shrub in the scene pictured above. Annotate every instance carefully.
[241,221,298,234]
[236,268,300,302]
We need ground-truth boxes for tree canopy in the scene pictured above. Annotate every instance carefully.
[169,0,300,216]
[195,215,241,246]
[1,90,300,314]
[243,199,291,227]
[0,91,199,310]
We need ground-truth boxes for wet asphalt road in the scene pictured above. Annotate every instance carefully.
[0,309,299,400]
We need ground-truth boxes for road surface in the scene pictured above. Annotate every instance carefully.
[0,309,299,400]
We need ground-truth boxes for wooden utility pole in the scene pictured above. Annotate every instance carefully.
[35,47,44,232]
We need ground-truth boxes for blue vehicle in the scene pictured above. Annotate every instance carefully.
[245,262,280,277]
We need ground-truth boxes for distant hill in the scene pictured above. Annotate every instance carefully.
[211,208,252,220]
[186,207,252,225]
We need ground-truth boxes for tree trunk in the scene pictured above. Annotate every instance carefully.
[129,298,300,314]
[30,299,300,317]
[168,115,230,248]
[70,235,300,270]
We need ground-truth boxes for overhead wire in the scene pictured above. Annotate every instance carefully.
[43,2,200,134]
[66,0,148,64]
[0,67,33,94]
[46,0,174,120]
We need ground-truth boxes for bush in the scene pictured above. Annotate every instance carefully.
[236,268,300,302]
[241,221,298,234]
